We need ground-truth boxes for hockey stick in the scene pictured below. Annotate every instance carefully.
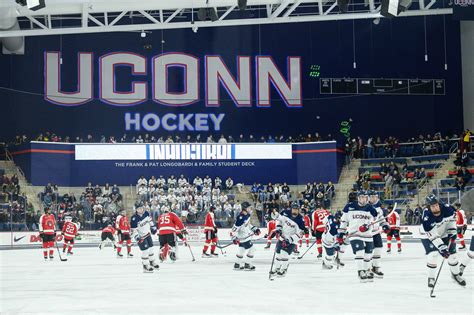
[216,242,234,250]
[269,248,277,281]
[183,240,196,262]
[344,203,398,239]
[297,239,317,259]
[55,241,68,262]
[430,259,445,298]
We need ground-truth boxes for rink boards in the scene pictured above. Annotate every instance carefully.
[1,226,472,249]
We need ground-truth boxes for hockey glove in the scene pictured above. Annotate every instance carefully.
[214,227,218,233]
[438,244,450,259]
[382,225,391,234]
[232,236,240,245]
[134,234,141,242]
[151,226,158,235]
[275,228,282,239]
[336,233,345,245]
[280,239,288,249]
[182,229,189,236]
[39,232,44,240]
[358,224,370,233]
[254,228,261,236]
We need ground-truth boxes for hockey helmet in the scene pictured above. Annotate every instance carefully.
[425,194,439,206]
[64,216,72,222]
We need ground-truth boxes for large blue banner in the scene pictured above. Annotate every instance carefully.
[0,16,463,142]
[10,142,344,186]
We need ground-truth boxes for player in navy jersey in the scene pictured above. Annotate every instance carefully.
[230,202,261,271]
[420,195,466,288]
[321,213,343,269]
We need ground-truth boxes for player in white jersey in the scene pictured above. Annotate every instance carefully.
[420,195,466,288]
[230,202,261,271]
[269,202,305,279]
[367,190,390,278]
[338,191,390,283]
[130,201,160,273]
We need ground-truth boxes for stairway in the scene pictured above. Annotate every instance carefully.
[331,159,361,211]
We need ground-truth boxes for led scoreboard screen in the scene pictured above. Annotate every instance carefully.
[320,78,445,95]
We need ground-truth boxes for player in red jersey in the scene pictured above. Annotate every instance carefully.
[312,206,330,258]
[299,209,311,248]
[39,207,57,260]
[386,207,401,253]
[202,205,219,257]
[99,222,116,250]
[264,218,277,249]
[455,203,467,250]
[61,216,80,255]
[157,206,188,262]
[115,209,133,258]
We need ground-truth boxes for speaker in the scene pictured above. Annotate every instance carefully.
[381,0,412,17]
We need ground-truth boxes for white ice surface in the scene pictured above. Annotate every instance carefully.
[0,242,473,315]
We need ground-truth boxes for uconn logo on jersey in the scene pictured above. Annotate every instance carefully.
[353,214,371,220]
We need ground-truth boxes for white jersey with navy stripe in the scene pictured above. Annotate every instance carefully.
[419,204,456,243]
[275,214,303,244]
[130,211,154,239]
[340,201,378,242]
[231,213,254,243]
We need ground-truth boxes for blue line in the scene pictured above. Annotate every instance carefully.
[231,144,235,159]
[146,144,150,160]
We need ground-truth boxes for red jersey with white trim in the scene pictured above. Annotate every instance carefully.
[158,212,185,235]
[304,215,311,229]
[39,214,56,235]
[62,222,79,239]
[387,211,400,229]
[312,209,330,232]
[267,220,276,236]
[102,226,116,234]
[115,215,131,234]
[456,209,466,227]
[204,212,216,232]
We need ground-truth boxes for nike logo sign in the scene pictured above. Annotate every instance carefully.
[14,236,26,242]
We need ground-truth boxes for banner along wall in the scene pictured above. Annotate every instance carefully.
[10,141,344,186]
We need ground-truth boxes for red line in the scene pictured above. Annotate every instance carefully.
[292,149,344,154]
[10,149,75,156]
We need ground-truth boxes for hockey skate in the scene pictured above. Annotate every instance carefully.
[459,264,466,276]
[244,263,256,271]
[98,243,103,250]
[49,255,54,260]
[316,253,323,259]
[335,256,344,267]
[322,260,333,270]
[44,256,48,261]
[366,270,374,282]
[170,252,177,262]
[67,251,73,255]
[143,264,154,273]
[264,243,271,250]
[277,268,287,277]
[202,252,211,258]
[386,248,391,253]
[358,270,368,283]
[451,273,466,287]
[459,245,466,250]
[371,267,384,278]
[210,252,219,258]
[116,252,124,258]
[127,253,134,258]
[428,277,435,288]
[397,248,402,253]
[269,269,278,280]
[150,261,160,270]
[234,263,243,270]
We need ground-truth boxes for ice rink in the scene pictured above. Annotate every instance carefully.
[1,241,473,314]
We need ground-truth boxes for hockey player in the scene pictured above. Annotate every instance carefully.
[459,235,474,276]
[367,190,390,278]
[230,201,261,271]
[269,202,305,278]
[39,207,57,260]
[202,205,219,257]
[386,206,401,253]
[299,209,311,248]
[131,201,160,273]
[157,206,187,262]
[311,205,331,258]
[99,222,116,250]
[61,216,80,255]
[455,203,467,250]
[115,209,133,258]
[420,195,466,287]
[338,191,390,283]
[264,217,277,249]
[321,213,342,269]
